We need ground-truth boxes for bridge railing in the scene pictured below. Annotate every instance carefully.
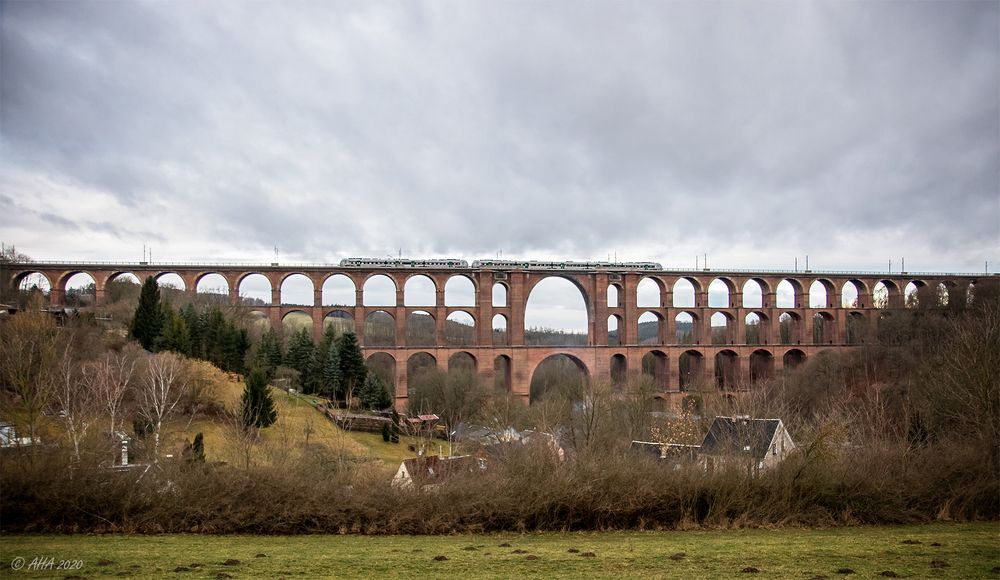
[9,260,993,277]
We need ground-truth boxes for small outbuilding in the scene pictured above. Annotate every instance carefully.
[698,416,795,474]
[392,454,486,490]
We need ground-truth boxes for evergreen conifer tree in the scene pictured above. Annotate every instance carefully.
[192,432,205,462]
[240,367,277,429]
[285,328,315,390]
[131,276,164,350]
[181,303,203,357]
[336,332,366,402]
[359,372,392,410]
[158,308,192,355]
[322,346,342,401]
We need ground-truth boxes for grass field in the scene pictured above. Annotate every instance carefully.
[0,523,996,578]
[163,376,446,471]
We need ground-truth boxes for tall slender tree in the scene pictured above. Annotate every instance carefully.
[322,345,342,400]
[285,328,315,391]
[240,367,277,429]
[131,276,164,350]
[336,332,366,404]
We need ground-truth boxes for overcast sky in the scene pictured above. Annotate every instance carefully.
[2,0,998,276]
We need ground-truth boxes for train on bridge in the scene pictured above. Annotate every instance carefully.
[338,258,663,271]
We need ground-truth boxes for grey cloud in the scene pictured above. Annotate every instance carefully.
[1,0,996,271]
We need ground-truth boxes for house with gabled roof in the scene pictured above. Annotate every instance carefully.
[697,415,795,474]
[392,454,486,490]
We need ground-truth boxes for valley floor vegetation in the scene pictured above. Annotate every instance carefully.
[0,258,997,535]
[0,523,996,579]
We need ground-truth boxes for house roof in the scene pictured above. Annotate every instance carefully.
[699,416,782,460]
[399,455,482,481]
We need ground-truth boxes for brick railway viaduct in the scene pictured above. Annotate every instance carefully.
[5,261,988,407]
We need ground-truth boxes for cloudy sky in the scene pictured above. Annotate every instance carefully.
[2,0,998,275]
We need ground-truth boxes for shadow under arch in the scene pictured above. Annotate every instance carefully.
[528,353,589,404]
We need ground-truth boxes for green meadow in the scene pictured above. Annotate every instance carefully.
[1,523,996,579]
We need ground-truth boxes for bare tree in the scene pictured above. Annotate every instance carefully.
[86,346,138,436]
[53,336,99,462]
[137,352,189,462]
[0,305,59,448]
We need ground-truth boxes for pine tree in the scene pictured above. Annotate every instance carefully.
[131,276,164,350]
[181,303,203,357]
[336,332,366,403]
[322,345,342,401]
[192,432,205,461]
[255,327,282,376]
[240,367,277,429]
[359,372,392,410]
[265,327,283,370]
[285,328,315,390]
[158,308,192,355]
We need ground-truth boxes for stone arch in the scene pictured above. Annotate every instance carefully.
[529,353,589,404]
[708,278,735,308]
[322,274,356,307]
[610,353,628,391]
[195,272,230,297]
[809,279,835,308]
[714,349,740,390]
[13,271,52,304]
[675,311,698,344]
[607,314,622,346]
[280,273,314,307]
[637,277,663,308]
[492,313,508,346]
[749,349,774,384]
[444,275,476,307]
[742,278,769,308]
[641,350,668,392]
[365,310,395,347]
[678,349,704,391]
[638,310,663,345]
[248,310,270,330]
[741,279,763,309]
[448,351,477,373]
[493,355,512,392]
[363,274,397,307]
[745,311,767,345]
[492,282,508,307]
[846,311,866,344]
[607,283,621,308]
[366,352,397,394]
[524,276,590,346]
[406,310,436,347]
[779,311,803,344]
[281,310,312,336]
[841,279,866,308]
[904,280,928,308]
[407,352,437,397]
[872,280,899,309]
[935,281,953,307]
[104,272,141,304]
[710,311,734,345]
[238,273,272,306]
[445,310,476,347]
[783,348,806,369]
[776,279,802,309]
[155,272,186,290]
[61,271,97,307]
[404,274,436,307]
[323,310,354,340]
[812,311,835,344]
[672,277,700,308]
